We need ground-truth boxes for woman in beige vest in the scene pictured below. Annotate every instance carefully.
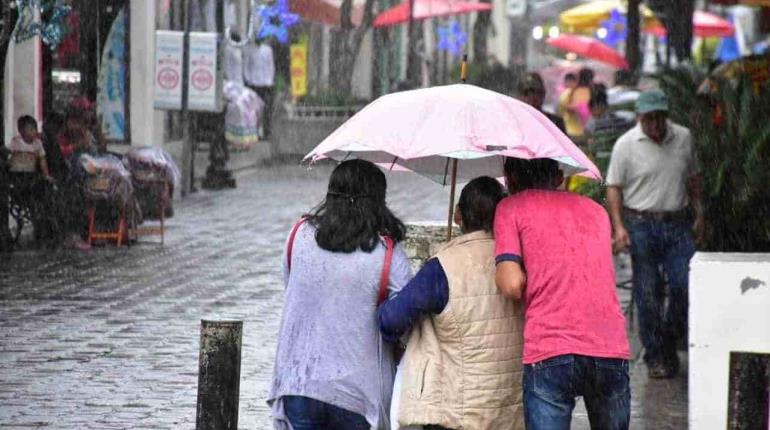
[379,176,525,430]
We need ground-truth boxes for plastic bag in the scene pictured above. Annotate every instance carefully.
[123,146,181,189]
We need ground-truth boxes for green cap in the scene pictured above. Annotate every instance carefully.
[636,89,669,114]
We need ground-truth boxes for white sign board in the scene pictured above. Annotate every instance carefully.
[188,32,220,112]
[154,31,184,110]
[506,0,527,18]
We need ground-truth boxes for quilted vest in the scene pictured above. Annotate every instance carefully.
[398,230,525,429]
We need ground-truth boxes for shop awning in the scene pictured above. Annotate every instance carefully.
[291,0,363,26]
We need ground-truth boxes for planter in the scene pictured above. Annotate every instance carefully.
[270,103,365,159]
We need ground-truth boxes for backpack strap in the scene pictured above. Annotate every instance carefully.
[377,236,395,305]
[286,217,307,272]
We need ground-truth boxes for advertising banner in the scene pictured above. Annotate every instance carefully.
[188,32,220,112]
[154,31,185,110]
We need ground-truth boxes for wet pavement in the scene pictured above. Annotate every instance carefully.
[0,163,686,429]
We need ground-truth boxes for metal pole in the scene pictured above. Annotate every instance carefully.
[180,0,194,197]
[446,158,458,241]
[406,0,416,83]
[196,320,243,430]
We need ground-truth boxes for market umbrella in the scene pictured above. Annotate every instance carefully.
[304,82,601,239]
[645,11,735,38]
[559,0,658,32]
[374,0,492,27]
[547,34,630,69]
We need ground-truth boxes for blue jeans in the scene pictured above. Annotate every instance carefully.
[523,354,630,430]
[626,217,695,367]
[283,396,370,430]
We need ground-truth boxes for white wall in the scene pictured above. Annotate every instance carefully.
[130,0,165,146]
[3,24,41,143]
[689,253,770,429]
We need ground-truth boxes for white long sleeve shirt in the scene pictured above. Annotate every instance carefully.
[243,42,275,87]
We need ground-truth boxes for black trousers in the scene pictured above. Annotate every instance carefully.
[248,85,274,139]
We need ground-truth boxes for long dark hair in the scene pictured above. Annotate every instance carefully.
[308,159,406,253]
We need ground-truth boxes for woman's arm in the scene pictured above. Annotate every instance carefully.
[378,258,448,343]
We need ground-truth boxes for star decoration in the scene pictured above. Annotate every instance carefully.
[255,0,300,45]
[437,21,467,56]
[599,8,627,48]
[13,0,72,50]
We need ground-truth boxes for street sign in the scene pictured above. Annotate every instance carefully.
[154,31,184,110]
[188,32,220,112]
[290,42,308,98]
[506,0,527,18]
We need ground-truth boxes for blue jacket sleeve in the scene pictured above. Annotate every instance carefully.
[377,258,449,343]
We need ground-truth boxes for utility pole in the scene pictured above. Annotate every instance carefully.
[180,0,194,197]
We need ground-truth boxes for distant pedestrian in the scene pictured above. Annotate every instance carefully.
[268,159,413,429]
[517,72,566,133]
[559,67,594,144]
[495,157,631,429]
[379,176,524,430]
[605,89,703,379]
[585,84,634,147]
[244,37,275,140]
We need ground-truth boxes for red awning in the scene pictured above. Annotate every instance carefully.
[290,0,363,26]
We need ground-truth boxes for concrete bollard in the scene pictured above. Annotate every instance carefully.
[196,320,243,430]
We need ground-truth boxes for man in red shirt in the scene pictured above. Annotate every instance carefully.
[495,157,630,430]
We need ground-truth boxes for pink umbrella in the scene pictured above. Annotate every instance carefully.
[645,11,735,38]
[305,84,601,238]
[547,34,630,69]
[374,0,492,27]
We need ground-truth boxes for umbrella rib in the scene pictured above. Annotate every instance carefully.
[390,156,398,172]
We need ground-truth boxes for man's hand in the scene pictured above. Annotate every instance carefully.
[613,225,631,254]
[693,216,705,246]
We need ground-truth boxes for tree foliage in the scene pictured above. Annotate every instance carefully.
[658,67,770,252]
[329,0,378,94]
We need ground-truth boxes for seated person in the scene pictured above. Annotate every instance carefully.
[8,115,54,180]
[379,176,525,430]
[58,107,97,161]
[7,115,59,243]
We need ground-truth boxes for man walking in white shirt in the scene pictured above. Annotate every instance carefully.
[244,38,275,140]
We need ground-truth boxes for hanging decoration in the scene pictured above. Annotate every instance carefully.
[437,21,467,56]
[12,0,72,50]
[598,8,626,48]
[253,0,300,45]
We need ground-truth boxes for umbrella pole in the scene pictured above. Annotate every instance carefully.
[447,159,459,241]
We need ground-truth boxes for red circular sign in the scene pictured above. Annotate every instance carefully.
[157,67,180,90]
[192,69,214,91]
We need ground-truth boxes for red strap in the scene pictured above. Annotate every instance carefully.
[377,236,395,305]
[286,218,307,272]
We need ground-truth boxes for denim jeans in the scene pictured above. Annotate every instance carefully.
[283,395,370,430]
[523,354,630,430]
[626,217,695,367]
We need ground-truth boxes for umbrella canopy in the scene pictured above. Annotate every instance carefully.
[559,0,658,32]
[645,11,735,38]
[547,34,630,69]
[374,0,492,27]
[305,84,601,183]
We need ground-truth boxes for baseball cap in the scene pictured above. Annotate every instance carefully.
[636,89,669,114]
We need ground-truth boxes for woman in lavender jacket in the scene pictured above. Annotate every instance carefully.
[268,160,413,429]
